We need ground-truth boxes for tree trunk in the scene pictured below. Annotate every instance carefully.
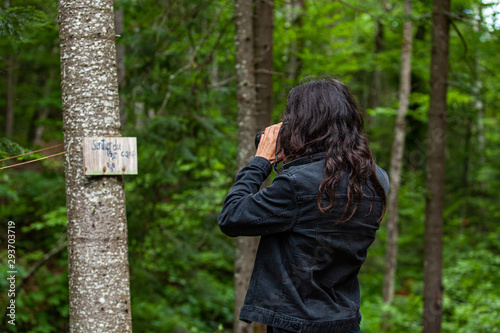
[473,5,485,178]
[234,0,258,332]
[114,5,126,127]
[32,71,55,146]
[5,56,15,139]
[460,117,471,219]
[32,108,50,146]
[369,21,384,110]
[4,0,14,139]
[286,0,304,83]
[134,101,145,131]
[254,0,273,132]
[382,0,413,305]
[249,1,274,332]
[423,0,450,331]
[210,50,219,88]
[58,1,132,332]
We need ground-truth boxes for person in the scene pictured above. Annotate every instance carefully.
[219,77,389,333]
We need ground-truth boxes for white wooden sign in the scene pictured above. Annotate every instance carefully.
[83,137,138,175]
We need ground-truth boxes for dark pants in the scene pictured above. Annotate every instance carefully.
[267,326,362,333]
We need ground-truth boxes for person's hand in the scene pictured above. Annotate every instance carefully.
[255,122,283,164]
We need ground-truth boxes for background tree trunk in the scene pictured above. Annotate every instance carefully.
[369,21,384,110]
[5,55,15,139]
[58,0,132,332]
[32,70,55,145]
[5,0,15,140]
[423,0,450,331]
[249,1,274,332]
[4,1,14,139]
[286,0,304,83]
[254,0,273,133]
[234,0,258,332]
[382,0,413,305]
[473,5,485,195]
[114,4,126,127]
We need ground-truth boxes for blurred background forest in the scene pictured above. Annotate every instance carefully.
[0,0,499,332]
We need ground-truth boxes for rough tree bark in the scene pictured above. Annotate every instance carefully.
[286,0,304,83]
[382,0,413,305]
[249,1,275,332]
[423,0,450,331]
[234,0,258,332]
[254,0,273,134]
[58,0,132,332]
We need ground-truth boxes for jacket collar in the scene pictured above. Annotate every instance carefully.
[282,152,326,170]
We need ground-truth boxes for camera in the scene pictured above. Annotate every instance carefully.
[255,131,264,149]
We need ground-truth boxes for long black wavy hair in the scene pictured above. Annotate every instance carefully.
[278,77,386,222]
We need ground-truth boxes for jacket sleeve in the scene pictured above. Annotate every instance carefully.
[219,156,297,237]
[376,165,390,196]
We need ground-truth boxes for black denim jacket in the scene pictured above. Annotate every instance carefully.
[219,153,389,333]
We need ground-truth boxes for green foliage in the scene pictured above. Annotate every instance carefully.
[442,241,500,332]
[0,138,29,159]
[0,5,48,48]
[360,295,423,333]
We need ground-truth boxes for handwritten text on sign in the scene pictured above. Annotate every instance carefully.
[83,137,138,175]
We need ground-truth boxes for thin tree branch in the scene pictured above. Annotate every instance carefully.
[211,75,236,88]
[1,235,67,328]
[449,18,469,60]
[445,11,500,38]
[17,235,68,295]
[255,68,285,76]
[333,0,397,33]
